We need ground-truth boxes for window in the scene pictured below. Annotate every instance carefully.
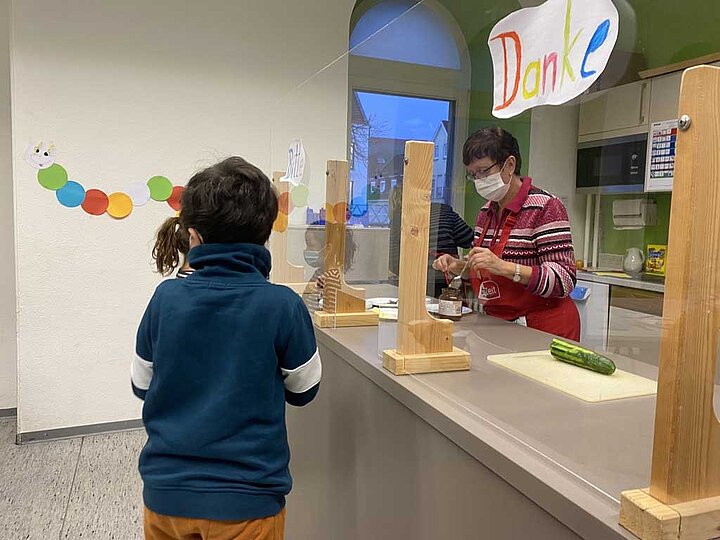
[370,180,377,194]
[350,0,461,69]
[443,143,448,159]
[434,146,439,160]
[391,178,397,189]
[380,180,387,193]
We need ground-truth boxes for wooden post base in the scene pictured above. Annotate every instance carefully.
[313,310,379,328]
[620,489,720,540]
[382,347,471,376]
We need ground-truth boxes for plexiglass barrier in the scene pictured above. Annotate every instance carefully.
[267,0,720,515]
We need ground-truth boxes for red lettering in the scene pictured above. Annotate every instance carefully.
[491,31,522,111]
[542,52,558,94]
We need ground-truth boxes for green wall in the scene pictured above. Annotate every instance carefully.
[600,193,672,256]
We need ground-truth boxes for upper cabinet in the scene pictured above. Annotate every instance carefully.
[578,80,651,141]
[648,71,682,123]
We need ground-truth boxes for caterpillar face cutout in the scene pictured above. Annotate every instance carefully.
[24,141,57,170]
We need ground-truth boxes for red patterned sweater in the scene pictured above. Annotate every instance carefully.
[474,177,577,298]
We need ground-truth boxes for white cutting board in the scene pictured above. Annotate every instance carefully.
[487,350,657,403]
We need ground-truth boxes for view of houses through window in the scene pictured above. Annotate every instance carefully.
[349,91,453,227]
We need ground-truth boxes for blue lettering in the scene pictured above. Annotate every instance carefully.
[581,19,611,78]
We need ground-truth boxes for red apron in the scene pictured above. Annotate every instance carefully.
[471,213,580,341]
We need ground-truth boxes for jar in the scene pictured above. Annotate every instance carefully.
[437,288,463,321]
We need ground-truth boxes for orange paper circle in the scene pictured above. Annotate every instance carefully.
[81,189,109,216]
[278,191,291,215]
[107,192,133,219]
[334,202,348,224]
[167,186,184,211]
[273,212,288,233]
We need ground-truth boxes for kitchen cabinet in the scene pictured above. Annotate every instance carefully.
[648,71,682,123]
[575,279,609,352]
[607,286,663,366]
[578,80,650,141]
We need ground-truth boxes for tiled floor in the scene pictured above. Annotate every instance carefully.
[0,417,146,539]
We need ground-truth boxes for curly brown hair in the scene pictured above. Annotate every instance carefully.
[152,216,190,276]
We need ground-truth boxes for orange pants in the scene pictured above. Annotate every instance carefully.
[144,507,286,540]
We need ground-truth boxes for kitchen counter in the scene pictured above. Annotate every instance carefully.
[578,270,665,294]
[282,285,699,540]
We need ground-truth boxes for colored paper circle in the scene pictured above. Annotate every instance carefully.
[272,212,288,233]
[38,164,69,191]
[290,184,309,207]
[166,186,184,211]
[334,202,348,224]
[278,191,291,215]
[126,182,151,206]
[55,180,86,208]
[107,192,133,219]
[81,189,109,216]
[147,176,173,201]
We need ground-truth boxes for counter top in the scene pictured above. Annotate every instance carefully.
[578,270,665,293]
[312,286,702,540]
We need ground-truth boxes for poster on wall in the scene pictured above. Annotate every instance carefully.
[645,119,678,192]
[280,139,306,186]
[488,0,619,119]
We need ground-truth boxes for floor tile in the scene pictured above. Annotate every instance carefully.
[0,418,82,539]
[60,429,147,540]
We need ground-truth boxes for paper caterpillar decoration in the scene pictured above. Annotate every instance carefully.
[25,142,183,219]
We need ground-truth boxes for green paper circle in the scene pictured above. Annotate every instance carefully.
[147,176,173,201]
[290,184,310,207]
[38,164,69,191]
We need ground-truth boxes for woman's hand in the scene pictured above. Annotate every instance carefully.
[467,247,513,276]
[432,254,464,275]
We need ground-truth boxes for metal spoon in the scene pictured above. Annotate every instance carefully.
[448,258,470,289]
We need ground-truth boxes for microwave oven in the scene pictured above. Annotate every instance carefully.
[576,133,647,193]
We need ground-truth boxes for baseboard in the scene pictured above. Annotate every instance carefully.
[0,407,17,418]
[16,418,144,445]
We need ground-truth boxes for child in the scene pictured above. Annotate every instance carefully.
[152,216,194,278]
[131,156,321,540]
[301,221,358,313]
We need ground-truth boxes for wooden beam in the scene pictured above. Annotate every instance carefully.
[269,171,306,287]
[382,141,469,375]
[313,160,378,328]
[649,65,720,504]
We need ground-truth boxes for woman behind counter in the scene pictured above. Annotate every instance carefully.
[433,127,580,341]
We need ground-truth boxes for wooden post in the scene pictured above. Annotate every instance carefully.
[312,160,378,328]
[382,141,470,375]
[269,171,308,294]
[620,65,720,539]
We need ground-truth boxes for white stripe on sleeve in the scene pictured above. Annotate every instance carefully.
[131,355,154,391]
[281,349,322,394]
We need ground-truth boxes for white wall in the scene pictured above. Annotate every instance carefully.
[528,105,586,259]
[0,0,16,412]
[11,0,355,434]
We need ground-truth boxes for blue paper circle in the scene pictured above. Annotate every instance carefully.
[56,180,86,208]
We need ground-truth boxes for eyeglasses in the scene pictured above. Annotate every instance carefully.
[466,162,498,181]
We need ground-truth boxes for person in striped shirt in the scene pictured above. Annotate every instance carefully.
[152,215,195,279]
[433,127,580,340]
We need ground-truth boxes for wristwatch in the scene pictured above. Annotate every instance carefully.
[513,263,521,283]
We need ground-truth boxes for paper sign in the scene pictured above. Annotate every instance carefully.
[645,119,678,192]
[488,0,619,119]
[281,139,306,186]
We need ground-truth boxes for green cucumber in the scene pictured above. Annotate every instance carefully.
[549,338,616,375]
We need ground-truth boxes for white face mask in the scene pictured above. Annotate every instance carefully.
[474,162,511,202]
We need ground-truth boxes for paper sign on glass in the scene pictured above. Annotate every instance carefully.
[645,119,678,192]
[281,139,306,187]
[488,0,619,119]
